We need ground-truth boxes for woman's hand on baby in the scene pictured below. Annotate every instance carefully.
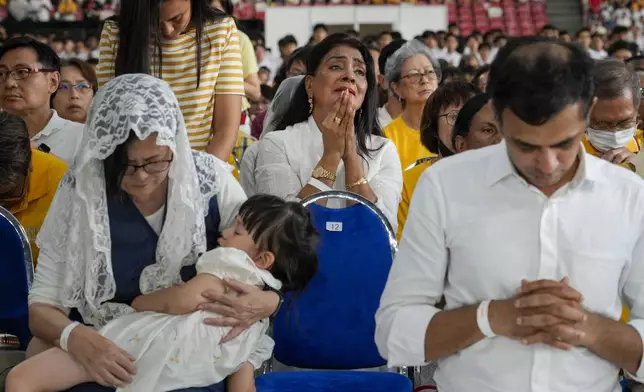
[67,325,136,388]
[200,278,279,342]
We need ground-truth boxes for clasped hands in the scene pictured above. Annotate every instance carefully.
[490,277,599,350]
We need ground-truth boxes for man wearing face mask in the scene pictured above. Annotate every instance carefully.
[583,59,643,171]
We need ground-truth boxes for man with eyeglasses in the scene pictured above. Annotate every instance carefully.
[0,36,83,164]
[583,59,643,172]
[0,112,67,264]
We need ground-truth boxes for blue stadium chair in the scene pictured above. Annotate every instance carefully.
[0,206,34,350]
[255,191,413,392]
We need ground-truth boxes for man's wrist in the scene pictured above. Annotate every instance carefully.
[488,299,513,338]
[580,311,603,349]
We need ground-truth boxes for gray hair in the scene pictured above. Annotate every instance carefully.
[261,75,305,139]
[594,59,641,110]
[384,39,442,101]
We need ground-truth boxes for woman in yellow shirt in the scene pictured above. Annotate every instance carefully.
[397,82,481,239]
[0,113,67,265]
[383,40,441,171]
[97,0,245,161]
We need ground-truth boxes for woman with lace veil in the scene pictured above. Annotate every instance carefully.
[24,74,282,392]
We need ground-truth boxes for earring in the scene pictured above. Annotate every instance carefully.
[308,95,313,114]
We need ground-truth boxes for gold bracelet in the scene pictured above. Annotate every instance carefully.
[346,177,368,189]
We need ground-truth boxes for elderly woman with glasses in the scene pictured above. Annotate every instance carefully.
[383,40,442,172]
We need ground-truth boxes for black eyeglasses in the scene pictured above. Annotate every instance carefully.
[0,67,56,82]
[438,110,459,126]
[124,157,174,176]
[400,70,438,84]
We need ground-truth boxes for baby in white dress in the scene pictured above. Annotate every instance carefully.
[8,194,320,392]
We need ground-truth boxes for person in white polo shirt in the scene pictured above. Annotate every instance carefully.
[376,37,644,392]
[0,37,83,164]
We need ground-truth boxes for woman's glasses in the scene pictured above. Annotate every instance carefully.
[438,110,460,126]
[400,70,437,85]
[58,82,94,94]
[124,157,174,176]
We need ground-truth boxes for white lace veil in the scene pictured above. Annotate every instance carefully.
[37,74,220,327]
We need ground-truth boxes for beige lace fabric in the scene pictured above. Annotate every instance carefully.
[36,74,220,328]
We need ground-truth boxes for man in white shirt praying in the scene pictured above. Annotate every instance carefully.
[376,36,644,392]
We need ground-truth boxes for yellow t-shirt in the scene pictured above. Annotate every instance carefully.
[97,18,246,151]
[581,133,641,172]
[383,116,434,172]
[10,150,68,266]
[397,158,437,241]
[239,31,259,112]
[57,0,78,13]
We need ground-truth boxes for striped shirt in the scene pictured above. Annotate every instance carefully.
[97,17,245,150]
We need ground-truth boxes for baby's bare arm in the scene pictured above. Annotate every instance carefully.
[132,274,224,315]
[227,362,256,392]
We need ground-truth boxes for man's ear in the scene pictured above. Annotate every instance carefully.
[454,134,467,153]
[49,71,60,95]
[254,251,275,270]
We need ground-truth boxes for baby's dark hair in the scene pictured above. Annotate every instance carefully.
[239,194,319,292]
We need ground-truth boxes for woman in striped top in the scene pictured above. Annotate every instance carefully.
[96,0,245,161]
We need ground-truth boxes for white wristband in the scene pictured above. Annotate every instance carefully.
[477,300,496,338]
[59,321,80,352]
[308,177,333,192]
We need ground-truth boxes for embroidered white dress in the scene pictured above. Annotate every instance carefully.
[98,247,281,392]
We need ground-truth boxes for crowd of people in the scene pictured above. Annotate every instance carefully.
[3,0,644,391]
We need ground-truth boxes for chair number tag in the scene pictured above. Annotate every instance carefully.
[326,222,343,232]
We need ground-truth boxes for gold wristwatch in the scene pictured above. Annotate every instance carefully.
[311,165,336,183]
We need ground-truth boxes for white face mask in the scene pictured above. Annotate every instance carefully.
[586,127,637,151]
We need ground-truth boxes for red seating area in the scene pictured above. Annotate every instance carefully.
[448,0,547,36]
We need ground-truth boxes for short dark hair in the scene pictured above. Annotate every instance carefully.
[313,23,328,33]
[594,59,641,110]
[576,28,591,38]
[0,36,60,71]
[607,40,638,57]
[378,39,407,80]
[390,31,403,40]
[420,81,482,153]
[0,113,31,197]
[487,37,595,125]
[452,93,491,146]
[278,35,298,48]
[260,84,275,101]
[239,194,319,292]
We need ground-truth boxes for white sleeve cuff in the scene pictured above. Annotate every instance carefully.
[628,319,644,379]
[308,177,333,192]
[384,305,440,367]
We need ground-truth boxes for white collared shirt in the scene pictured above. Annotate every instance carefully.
[31,110,84,164]
[375,142,644,392]
[252,116,403,229]
[378,106,393,129]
